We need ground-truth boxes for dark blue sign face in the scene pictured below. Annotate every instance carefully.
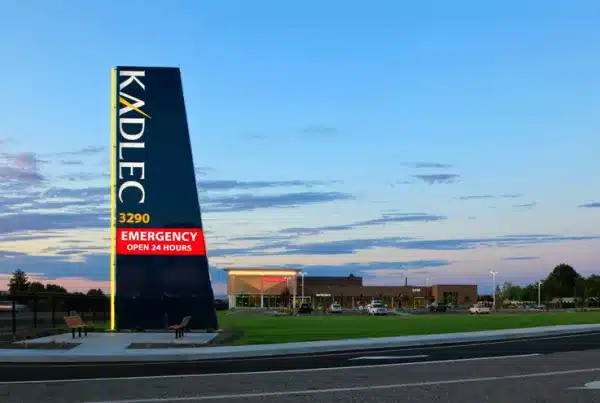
[111,66,218,331]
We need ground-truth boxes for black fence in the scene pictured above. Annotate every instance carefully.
[0,292,109,339]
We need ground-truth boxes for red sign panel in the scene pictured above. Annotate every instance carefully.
[116,228,206,256]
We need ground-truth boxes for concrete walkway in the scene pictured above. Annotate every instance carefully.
[0,324,599,363]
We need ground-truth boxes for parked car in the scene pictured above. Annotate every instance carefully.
[297,303,313,314]
[469,303,491,314]
[328,303,342,314]
[0,303,28,313]
[368,302,388,316]
[429,303,448,312]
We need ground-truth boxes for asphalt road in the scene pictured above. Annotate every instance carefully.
[2,337,600,402]
[0,331,600,402]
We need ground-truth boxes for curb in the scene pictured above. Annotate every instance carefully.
[1,324,600,363]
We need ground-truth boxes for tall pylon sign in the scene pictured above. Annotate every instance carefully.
[109,67,218,331]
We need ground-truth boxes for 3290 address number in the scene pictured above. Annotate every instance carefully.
[118,213,150,224]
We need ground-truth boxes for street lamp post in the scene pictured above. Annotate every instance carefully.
[260,272,264,308]
[490,270,498,310]
[301,271,306,302]
[537,281,542,306]
[425,277,431,305]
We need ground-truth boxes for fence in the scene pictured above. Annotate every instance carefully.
[0,292,109,340]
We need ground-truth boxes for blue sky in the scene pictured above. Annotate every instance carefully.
[1,1,599,294]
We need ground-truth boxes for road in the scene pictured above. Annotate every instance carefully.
[1,331,600,401]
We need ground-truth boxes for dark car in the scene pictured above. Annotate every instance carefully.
[214,299,229,311]
[297,303,313,314]
[429,304,448,312]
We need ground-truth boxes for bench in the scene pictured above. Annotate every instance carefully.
[63,315,88,338]
[168,316,191,339]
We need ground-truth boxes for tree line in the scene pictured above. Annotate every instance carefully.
[495,263,600,305]
[6,269,106,297]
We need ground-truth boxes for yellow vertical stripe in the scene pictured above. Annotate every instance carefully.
[109,68,117,331]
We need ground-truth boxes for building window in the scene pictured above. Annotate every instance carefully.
[442,292,458,305]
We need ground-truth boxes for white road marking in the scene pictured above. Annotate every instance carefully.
[570,380,600,390]
[0,353,540,385]
[83,366,600,403]
[0,330,592,368]
[348,354,428,360]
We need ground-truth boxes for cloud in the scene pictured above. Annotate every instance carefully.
[413,174,460,184]
[277,212,447,238]
[0,137,13,146]
[60,160,83,165]
[229,212,446,242]
[513,202,537,209]
[457,194,524,200]
[0,212,108,234]
[0,252,110,291]
[195,166,214,177]
[57,172,110,182]
[0,185,109,234]
[201,191,355,213]
[457,195,495,200]
[198,179,341,192]
[49,146,106,157]
[388,181,416,187]
[578,202,600,208]
[0,152,46,185]
[261,260,453,277]
[503,256,540,261]
[402,162,453,169]
[213,233,600,258]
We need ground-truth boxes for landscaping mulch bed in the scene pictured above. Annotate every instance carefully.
[0,342,80,350]
[127,328,243,349]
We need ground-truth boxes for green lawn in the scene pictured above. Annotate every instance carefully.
[217,311,600,345]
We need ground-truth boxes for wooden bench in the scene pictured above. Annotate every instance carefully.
[168,316,191,339]
[63,315,88,338]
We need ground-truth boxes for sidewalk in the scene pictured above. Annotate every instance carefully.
[0,324,599,363]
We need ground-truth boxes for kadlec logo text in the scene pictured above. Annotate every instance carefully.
[117,70,151,205]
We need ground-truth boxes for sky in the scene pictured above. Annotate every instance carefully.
[1,1,599,295]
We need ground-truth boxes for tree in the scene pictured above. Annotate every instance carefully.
[280,287,291,308]
[544,263,581,299]
[86,289,105,296]
[501,282,523,301]
[8,270,30,293]
[28,282,45,293]
[586,275,600,298]
[521,284,538,302]
[45,284,68,293]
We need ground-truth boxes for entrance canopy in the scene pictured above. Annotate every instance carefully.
[223,268,303,309]
[224,268,303,296]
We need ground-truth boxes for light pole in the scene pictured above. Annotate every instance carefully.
[260,272,264,308]
[537,281,542,306]
[490,270,498,310]
[301,271,306,302]
[425,277,431,306]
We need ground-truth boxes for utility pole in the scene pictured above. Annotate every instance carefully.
[490,270,498,310]
[538,281,542,306]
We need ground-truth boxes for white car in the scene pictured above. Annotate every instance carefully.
[368,303,388,316]
[328,303,342,314]
[469,304,491,314]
